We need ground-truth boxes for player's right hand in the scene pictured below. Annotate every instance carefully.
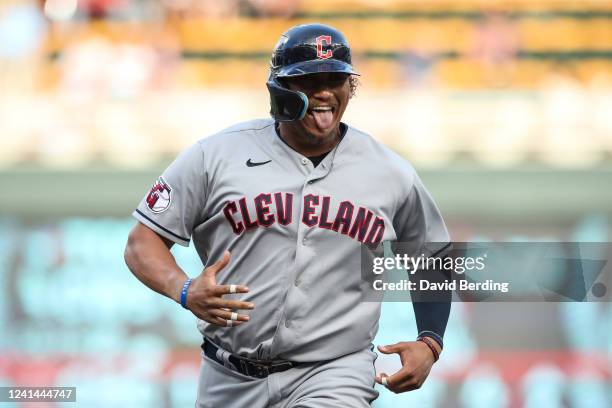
[185,250,254,327]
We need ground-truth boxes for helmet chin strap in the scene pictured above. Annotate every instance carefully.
[267,77,309,122]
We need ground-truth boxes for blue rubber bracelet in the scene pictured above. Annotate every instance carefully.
[180,278,193,309]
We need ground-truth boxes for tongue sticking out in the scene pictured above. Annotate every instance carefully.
[311,110,334,130]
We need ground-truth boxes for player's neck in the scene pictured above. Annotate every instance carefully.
[277,122,341,157]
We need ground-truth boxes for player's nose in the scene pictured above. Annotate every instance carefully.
[310,87,335,102]
[307,79,335,96]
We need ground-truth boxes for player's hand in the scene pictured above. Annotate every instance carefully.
[185,251,254,327]
[374,340,437,393]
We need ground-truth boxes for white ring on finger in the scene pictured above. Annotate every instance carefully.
[230,312,238,321]
[229,284,237,294]
[382,377,388,386]
[226,319,233,327]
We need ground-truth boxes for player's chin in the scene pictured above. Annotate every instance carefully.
[308,126,338,141]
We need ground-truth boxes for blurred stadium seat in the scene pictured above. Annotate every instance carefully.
[0,0,611,167]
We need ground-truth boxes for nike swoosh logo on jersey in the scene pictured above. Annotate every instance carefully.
[246,159,272,167]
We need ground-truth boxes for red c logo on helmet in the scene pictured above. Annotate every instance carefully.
[316,35,333,59]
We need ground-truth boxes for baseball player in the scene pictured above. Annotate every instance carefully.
[124,23,451,407]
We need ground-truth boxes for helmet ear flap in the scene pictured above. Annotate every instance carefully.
[267,77,308,122]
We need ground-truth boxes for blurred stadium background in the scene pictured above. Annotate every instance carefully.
[0,0,611,407]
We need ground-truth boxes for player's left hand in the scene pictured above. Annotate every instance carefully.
[374,340,438,393]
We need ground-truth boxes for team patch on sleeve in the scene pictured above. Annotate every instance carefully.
[146,177,172,213]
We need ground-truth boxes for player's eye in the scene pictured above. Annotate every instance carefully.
[325,74,349,87]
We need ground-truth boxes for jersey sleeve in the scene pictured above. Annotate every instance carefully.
[393,173,450,256]
[132,141,207,246]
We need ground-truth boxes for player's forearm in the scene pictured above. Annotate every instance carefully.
[124,223,187,304]
[409,257,452,348]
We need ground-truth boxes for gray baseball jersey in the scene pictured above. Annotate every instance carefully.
[133,118,449,362]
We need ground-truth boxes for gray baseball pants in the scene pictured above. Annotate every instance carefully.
[195,346,379,408]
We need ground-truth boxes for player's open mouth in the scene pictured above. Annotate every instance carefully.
[307,105,336,130]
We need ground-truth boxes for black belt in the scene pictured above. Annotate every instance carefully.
[202,338,301,379]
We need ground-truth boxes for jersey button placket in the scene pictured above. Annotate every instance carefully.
[291,158,314,334]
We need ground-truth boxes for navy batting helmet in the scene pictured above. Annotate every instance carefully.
[267,23,359,122]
